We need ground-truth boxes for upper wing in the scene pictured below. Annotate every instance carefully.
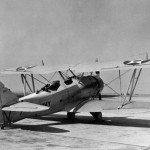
[1,65,72,75]
[1,61,150,75]
[2,102,49,112]
[71,61,150,73]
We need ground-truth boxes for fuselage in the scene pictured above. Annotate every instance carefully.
[4,75,104,123]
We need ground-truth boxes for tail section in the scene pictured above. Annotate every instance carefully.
[0,82,18,124]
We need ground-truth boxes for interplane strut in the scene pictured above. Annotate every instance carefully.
[103,68,142,108]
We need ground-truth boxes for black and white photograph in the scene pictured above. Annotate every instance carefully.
[1,0,150,149]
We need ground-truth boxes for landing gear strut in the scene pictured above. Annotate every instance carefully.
[67,112,76,120]
[90,112,104,122]
[1,124,5,130]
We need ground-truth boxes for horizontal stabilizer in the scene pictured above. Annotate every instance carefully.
[2,102,49,112]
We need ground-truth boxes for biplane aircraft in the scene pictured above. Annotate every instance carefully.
[0,57,150,130]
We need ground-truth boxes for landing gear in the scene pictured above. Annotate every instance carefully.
[66,112,76,120]
[90,112,104,122]
[1,124,5,130]
[98,93,102,100]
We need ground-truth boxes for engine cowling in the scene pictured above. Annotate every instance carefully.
[79,76,104,99]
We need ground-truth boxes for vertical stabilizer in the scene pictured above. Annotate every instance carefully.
[0,100,3,124]
[0,82,4,124]
[0,82,18,124]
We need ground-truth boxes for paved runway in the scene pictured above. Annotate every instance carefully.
[1,96,150,150]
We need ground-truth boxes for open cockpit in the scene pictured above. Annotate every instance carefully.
[37,80,60,93]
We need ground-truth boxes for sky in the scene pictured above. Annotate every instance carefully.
[0,0,150,94]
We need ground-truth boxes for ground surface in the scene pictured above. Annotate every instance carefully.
[1,96,150,150]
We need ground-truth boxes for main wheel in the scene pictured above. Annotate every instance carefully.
[1,124,5,130]
[67,112,76,120]
[90,112,102,121]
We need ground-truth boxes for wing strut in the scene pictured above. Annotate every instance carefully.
[21,74,26,96]
[31,74,35,93]
[120,68,142,108]
[21,74,37,96]
[21,74,34,95]
[103,68,142,109]
[104,69,131,95]
[119,70,123,106]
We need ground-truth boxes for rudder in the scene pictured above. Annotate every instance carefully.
[0,81,18,124]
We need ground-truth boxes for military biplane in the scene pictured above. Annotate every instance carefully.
[0,58,150,130]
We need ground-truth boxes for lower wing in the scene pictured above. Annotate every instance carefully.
[67,97,150,113]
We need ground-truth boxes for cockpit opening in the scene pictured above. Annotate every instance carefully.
[36,80,60,94]
[41,84,51,92]
[64,78,73,85]
[49,80,60,91]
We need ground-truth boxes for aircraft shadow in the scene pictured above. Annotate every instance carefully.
[10,123,70,133]
[103,117,150,128]
[9,113,150,132]
[34,113,150,128]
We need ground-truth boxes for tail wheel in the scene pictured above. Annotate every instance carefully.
[90,112,102,121]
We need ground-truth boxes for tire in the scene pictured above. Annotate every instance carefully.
[90,112,102,121]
